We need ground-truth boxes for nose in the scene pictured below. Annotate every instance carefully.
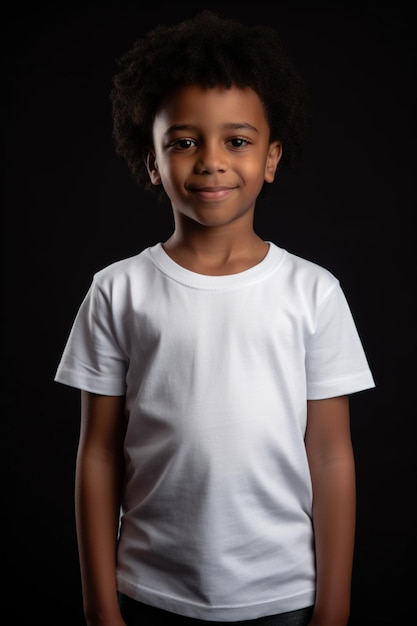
[195,141,228,174]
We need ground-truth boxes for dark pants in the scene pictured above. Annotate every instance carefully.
[118,593,314,625]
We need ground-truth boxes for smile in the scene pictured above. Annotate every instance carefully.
[188,186,236,201]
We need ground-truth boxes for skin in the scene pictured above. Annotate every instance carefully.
[76,85,355,626]
[76,392,126,626]
[147,84,281,275]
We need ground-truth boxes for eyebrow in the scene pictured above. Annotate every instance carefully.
[164,122,259,135]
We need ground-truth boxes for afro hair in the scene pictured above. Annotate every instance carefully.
[110,9,311,199]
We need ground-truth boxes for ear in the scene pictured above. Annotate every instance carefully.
[144,150,162,185]
[264,140,282,183]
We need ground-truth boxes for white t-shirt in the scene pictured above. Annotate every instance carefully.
[55,242,375,621]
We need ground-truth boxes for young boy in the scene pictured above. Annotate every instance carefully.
[55,10,375,626]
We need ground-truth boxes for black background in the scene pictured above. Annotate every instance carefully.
[4,1,415,624]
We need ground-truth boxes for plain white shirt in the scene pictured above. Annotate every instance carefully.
[55,242,375,620]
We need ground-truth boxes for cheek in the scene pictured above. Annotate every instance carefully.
[241,157,269,183]
[162,158,191,184]
[154,155,172,183]
[157,162,186,196]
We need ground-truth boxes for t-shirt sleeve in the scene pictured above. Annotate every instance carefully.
[306,282,375,399]
[54,278,127,395]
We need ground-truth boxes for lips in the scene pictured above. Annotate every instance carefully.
[188,186,236,200]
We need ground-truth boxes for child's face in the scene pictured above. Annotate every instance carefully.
[146,84,281,229]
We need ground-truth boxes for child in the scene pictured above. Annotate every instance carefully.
[55,10,375,626]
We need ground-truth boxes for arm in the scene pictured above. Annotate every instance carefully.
[75,391,127,626]
[305,395,356,626]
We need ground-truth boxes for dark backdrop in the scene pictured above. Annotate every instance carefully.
[4,2,415,624]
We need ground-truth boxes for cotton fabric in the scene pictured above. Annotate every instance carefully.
[55,242,375,621]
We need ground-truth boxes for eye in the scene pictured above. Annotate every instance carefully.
[227,137,252,149]
[170,138,196,150]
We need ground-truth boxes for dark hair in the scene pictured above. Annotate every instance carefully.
[111,9,311,199]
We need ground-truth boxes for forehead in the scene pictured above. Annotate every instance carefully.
[153,84,269,132]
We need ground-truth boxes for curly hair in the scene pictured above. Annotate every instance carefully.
[110,9,311,199]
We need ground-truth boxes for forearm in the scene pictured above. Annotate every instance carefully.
[309,453,356,626]
[75,449,125,626]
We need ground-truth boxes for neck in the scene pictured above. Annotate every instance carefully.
[163,226,268,276]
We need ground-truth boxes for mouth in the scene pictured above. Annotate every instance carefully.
[188,186,237,201]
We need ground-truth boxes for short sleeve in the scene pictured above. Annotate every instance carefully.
[306,283,375,399]
[54,278,127,395]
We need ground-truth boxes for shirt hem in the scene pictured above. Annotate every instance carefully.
[116,576,315,621]
[54,368,126,395]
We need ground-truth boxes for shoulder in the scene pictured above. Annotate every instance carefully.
[78,247,161,312]
[282,247,337,281]
[91,246,155,291]
[95,247,149,278]
[271,244,340,303]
